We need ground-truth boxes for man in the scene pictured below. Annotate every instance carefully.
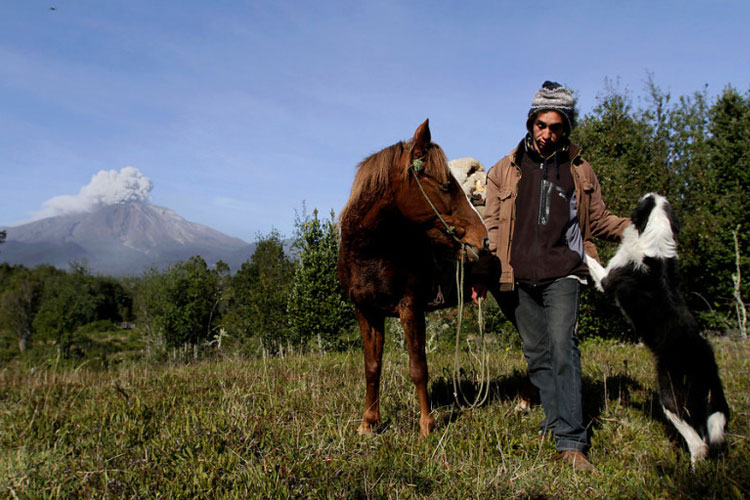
[474,81,628,471]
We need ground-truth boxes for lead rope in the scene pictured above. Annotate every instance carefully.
[452,244,491,410]
[410,160,489,409]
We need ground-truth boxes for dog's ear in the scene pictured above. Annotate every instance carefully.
[664,200,680,238]
[631,195,656,234]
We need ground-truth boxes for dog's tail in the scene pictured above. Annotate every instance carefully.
[706,373,730,447]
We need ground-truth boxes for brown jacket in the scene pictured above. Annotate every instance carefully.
[484,143,629,291]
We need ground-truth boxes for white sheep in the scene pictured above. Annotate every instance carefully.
[448,157,486,206]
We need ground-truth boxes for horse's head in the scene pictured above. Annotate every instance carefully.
[395,119,488,261]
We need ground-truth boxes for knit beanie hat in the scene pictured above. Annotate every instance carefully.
[526,81,577,136]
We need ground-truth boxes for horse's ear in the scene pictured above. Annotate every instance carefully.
[412,119,431,158]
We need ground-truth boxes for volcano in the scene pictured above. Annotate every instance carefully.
[0,203,256,276]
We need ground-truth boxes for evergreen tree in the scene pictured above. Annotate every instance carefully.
[138,256,223,347]
[0,269,42,352]
[225,230,294,349]
[287,208,355,351]
[32,263,98,354]
[574,80,749,333]
[706,86,750,311]
[573,85,654,339]
[0,263,20,294]
[574,82,664,219]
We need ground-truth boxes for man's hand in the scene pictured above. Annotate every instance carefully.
[471,284,487,305]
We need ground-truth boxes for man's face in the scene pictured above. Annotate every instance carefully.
[532,110,565,156]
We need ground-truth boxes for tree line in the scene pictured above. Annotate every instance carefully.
[0,209,356,362]
[572,79,749,337]
[0,80,748,362]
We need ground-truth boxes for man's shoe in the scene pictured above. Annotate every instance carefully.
[553,450,594,472]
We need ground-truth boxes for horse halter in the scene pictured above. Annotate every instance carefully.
[410,158,479,261]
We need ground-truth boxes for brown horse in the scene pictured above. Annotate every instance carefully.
[338,119,489,436]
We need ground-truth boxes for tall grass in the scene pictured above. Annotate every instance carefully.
[1,338,748,499]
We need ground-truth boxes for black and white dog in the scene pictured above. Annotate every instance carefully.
[587,193,730,465]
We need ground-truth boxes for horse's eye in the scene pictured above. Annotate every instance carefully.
[439,182,452,192]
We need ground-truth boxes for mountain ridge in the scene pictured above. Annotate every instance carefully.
[0,203,259,276]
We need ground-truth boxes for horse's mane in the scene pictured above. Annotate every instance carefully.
[341,140,450,222]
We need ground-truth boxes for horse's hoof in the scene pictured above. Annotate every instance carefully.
[357,421,377,436]
[514,398,532,413]
[419,416,435,437]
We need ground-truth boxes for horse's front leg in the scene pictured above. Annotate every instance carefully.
[398,299,435,437]
[356,306,385,435]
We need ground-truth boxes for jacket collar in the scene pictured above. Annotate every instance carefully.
[510,138,581,166]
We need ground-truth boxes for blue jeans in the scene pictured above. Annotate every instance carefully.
[497,278,587,452]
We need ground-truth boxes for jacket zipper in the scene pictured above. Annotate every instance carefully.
[531,161,545,285]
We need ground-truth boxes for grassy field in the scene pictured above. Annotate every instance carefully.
[1,337,748,499]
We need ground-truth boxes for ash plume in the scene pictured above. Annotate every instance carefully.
[31,166,153,220]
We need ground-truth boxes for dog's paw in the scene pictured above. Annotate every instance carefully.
[585,254,607,292]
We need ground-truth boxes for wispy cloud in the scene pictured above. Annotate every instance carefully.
[212,196,257,212]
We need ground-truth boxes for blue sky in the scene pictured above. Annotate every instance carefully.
[2,1,748,243]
